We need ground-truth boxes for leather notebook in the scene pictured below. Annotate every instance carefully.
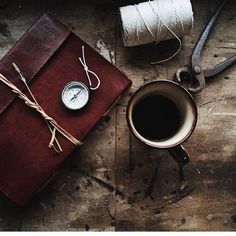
[0,13,131,206]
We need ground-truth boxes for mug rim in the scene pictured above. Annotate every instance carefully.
[126,79,198,148]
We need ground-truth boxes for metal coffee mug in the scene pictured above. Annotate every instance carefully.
[126,80,197,167]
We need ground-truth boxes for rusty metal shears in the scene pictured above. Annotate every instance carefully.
[175,0,236,93]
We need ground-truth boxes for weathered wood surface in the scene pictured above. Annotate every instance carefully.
[0,0,235,231]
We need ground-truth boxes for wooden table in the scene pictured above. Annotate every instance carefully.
[0,0,235,231]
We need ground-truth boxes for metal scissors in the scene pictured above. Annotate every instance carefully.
[174,0,236,93]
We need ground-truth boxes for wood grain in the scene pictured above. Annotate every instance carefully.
[0,0,235,231]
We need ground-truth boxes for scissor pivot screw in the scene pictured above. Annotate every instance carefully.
[194,66,202,74]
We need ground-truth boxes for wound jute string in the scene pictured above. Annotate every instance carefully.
[119,0,194,64]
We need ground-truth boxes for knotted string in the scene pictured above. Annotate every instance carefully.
[12,62,62,153]
[79,46,101,90]
[0,73,83,151]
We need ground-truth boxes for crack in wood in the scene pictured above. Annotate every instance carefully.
[127,132,135,175]
[77,168,124,197]
[144,163,160,199]
[199,95,235,107]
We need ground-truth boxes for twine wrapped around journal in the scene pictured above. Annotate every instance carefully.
[0,73,83,152]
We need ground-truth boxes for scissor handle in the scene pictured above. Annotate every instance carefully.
[204,55,236,78]
[188,0,229,93]
[191,0,229,68]
[174,0,233,94]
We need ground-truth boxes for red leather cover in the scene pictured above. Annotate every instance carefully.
[0,13,131,206]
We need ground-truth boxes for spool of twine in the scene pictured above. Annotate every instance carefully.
[119,0,193,47]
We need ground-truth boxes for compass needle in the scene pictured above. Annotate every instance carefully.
[70,89,82,102]
[62,81,90,110]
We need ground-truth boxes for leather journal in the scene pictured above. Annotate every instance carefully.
[0,13,132,206]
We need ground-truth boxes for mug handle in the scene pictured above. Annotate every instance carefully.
[168,145,190,181]
[168,145,190,166]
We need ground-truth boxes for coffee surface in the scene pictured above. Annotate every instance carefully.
[132,95,180,141]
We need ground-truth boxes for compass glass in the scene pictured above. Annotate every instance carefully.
[61,81,90,110]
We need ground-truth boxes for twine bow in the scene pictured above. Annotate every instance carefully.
[79,45,100,90]
[0,72,83,153]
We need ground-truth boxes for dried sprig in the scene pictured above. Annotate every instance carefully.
[12,62,63,153]
[12,62,26,83]
[0,72,82,151]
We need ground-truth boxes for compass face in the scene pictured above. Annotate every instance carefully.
[61,81,90,110]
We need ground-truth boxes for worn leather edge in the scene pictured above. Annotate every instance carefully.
[0,12,71,114]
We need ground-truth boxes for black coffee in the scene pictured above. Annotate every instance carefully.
[132,95,180,141]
